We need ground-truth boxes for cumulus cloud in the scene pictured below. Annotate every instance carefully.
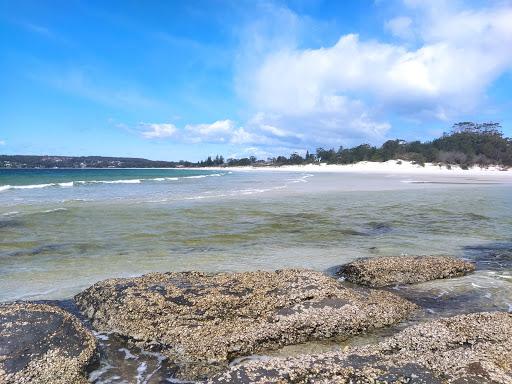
[233,0,512,149]
[181,120,271,145]
[246,11,512,116]
[140,123,177,139]
[228,146,277,160]
[229,127,268,145]
[133,118,303,150]
[127,1,512,155]
[184,120,236,143]
[385,16,414,40]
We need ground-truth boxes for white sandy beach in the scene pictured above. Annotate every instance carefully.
[200,160,512,178]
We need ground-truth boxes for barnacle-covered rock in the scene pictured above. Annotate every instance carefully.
[0,302,97,384]
[210,311,512,383]
[337,255,475,287]
[75,269,416,379]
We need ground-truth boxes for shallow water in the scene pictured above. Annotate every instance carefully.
[1,168,511,382]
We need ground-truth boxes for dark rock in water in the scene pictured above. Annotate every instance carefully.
[366,221,393,235]
[74,269,417,380]
[0,218,23,231]
[0,302,97,384]
[8,244,67,258]
[209,311,512,383]
[338,222,393,237]
[463,243,512,270]
[337,255,475,287]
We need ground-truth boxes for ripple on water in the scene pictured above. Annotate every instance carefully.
[388,271,512,318]
[29,300,186,383]
[6,244,67,258]
[364,221,394,236]
[463,242,512,270]
[0,218,23,229]
[88,332,182,384]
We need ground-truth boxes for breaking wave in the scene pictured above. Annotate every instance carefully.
[0,173,227,192]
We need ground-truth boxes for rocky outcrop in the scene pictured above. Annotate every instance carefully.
[75,269,417,379]
[337,255,475,287]
[0,302,97,384]
[210,311,512,383]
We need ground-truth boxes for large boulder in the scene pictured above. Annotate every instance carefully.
[337,255,475,287]
[0,302,97,384]
[210,311,512,383]
[75,269,416,379]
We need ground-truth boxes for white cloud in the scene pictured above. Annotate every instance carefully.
[0,140,5,146]
[122,1,512,155]
[133,118,297,149]
[184,120,236,143]
[233,0,512,148]
[246,19,512,117]
[259,124,290,138]
[140,123,177,139]
[229,127,269,145]
[385,16,414,40]
[183,120,273,145]
[228,146,276,160]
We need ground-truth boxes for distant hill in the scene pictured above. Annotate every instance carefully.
[0,155,193,169]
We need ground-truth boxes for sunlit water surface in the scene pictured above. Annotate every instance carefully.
[1,168,511,382]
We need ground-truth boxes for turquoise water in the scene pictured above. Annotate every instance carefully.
[1,168,511,302]
[1,168,511,383]
[0,168,223,192]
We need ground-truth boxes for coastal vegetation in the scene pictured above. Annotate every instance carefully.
[0,155,194,169]
[226,122,512,168]
[1,122,510,169]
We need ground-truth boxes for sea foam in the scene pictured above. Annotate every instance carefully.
[0,183,57,192]
[0,172,226,193]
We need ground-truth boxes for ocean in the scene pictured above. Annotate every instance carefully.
[1,167,511,382]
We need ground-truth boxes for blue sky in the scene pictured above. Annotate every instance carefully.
[1,0,512,161]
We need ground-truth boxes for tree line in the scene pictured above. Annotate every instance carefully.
[2,122,510,169]
[204,122,512,168]
[0,155,186,169]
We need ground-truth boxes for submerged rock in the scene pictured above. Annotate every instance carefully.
[464,243,512,270]
[337,255,475,287]
[210,311,512,383]
[0,302,97,384]
[75,269,416,379]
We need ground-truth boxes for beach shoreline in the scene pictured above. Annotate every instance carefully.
[193,159,512,177]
